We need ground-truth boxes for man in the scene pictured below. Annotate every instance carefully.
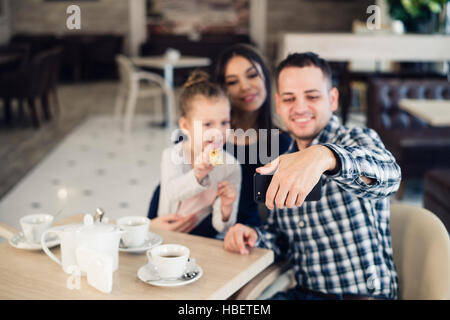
[224,52,401,300]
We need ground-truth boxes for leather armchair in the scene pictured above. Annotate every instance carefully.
[366,79,450,179]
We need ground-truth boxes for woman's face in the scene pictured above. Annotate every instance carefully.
[224,55,267,113]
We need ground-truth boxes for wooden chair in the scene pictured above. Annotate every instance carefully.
[114,55,175,132]
[41,47,62,120]
[0,48,56,128]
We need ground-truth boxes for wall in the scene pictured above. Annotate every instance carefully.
[0,0,11,45]
[266,0,374,61]
[9,0,133,53]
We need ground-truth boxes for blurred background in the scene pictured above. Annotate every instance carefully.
[0,0,449,233]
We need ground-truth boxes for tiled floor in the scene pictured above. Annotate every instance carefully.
[0,115,174,230]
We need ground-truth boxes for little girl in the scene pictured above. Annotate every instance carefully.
[157,70,241,238]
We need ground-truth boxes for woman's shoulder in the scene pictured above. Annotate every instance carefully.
[276,129,293,154]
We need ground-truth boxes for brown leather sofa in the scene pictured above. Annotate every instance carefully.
[366,79,450,179]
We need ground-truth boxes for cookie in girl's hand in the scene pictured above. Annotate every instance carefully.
[209,149,223,167]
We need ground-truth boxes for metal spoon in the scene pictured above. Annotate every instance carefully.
[181,271,198,280]
[145,260,199,282]
[53,205,65,221]
[94,208,105,222]
[145,271,198,282]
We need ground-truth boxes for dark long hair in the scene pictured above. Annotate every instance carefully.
[214,44,274,131]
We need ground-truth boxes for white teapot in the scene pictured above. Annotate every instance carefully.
[41,214,124,274]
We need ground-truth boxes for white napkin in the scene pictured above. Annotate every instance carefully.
[76,247,113,293]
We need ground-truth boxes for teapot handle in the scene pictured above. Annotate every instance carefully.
[41,229,61,265]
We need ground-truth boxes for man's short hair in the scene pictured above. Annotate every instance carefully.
[275,52,333,89]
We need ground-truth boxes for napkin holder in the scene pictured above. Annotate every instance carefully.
[76,247,113,293]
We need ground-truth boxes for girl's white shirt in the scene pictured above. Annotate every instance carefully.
[158,142,241,233]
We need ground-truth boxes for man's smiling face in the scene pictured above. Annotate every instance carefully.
[275,66,339,145]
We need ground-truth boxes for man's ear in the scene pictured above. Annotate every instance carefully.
[329,87,339,112]
[275,92,281,115]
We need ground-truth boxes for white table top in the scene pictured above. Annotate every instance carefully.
[399,99,450,126]
[278,33,450,63]
[131,55,211,69]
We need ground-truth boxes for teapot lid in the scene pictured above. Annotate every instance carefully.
[78,214,119,234]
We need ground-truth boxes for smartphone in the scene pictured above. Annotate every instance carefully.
[253,173,322,204]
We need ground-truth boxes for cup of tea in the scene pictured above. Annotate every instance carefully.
[117,216,150,248]
[147,244,190,279]
[20,214,54,244]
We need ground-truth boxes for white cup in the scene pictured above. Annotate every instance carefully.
[147,244,190,279]
[117,216,150,248]
[20,214,54,244]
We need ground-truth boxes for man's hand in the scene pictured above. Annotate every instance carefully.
[256,145,338,210]
[224,224,258,255]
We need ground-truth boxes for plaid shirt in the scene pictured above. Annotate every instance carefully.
[255,115,401,299]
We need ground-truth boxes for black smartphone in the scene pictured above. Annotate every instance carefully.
[253,173,322,204]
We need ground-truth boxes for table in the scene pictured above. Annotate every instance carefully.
[0,215,274,300]
[278,33,450,63]
[131,55,211,128]
[131,55,212,88]
[399,99,450,126]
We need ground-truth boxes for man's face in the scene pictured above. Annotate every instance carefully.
[275,66,338,144]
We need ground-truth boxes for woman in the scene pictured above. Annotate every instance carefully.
[149,44,291,231]
[214,43,291,227]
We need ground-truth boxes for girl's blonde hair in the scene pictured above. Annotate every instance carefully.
[179,70,227,117]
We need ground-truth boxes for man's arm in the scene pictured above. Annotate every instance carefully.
[321,126,401,199]
[257,127,401,210]
[253,219,289,259]
[224,210,288,258]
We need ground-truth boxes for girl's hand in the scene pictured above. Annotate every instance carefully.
[218,180,237,221]
[193,143,215,184]
[150,213,198,233]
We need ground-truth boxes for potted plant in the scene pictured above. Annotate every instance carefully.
[386,0,449,33]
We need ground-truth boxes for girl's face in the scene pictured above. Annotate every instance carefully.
[224,55,267,113]
[179,95,231,154]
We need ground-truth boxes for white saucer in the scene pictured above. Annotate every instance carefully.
[137,258,203,287]
[9,232,59,251]
[119,232,162,253]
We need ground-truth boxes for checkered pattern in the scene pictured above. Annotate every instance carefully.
[255,115,401,299]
